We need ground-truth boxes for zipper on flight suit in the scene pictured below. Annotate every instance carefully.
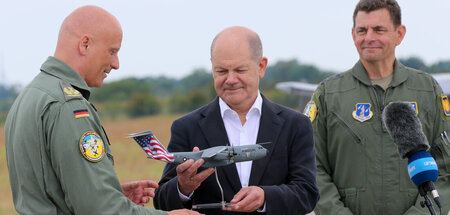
[331,111,362,144]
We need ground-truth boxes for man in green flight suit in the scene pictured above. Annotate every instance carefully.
[306,0,450,214]
[4,5,201,215]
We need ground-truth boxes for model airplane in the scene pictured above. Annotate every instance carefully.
[129,130,269,168]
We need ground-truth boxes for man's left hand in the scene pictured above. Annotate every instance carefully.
[224,186,265,212]
[122,180,159,206]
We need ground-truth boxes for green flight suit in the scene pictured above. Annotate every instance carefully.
[5,57,167,215]
[310,60,450,215]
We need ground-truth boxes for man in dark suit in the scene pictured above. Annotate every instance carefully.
[154,26,319,215]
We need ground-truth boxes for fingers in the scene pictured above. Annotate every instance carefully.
[176,146,214,195]
[225,186,265,212]
[143,189,155,198]
[177,159,215,195]
[176,159,196,173]
[181,159,205,176]
[191,167,215,184]
[140,196,150,204]
[230,188,247,204]
[140,180,159,189]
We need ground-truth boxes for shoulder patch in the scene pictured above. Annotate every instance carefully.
[79,131,105,162]
[303,100,317,122]
[60,81,82,101]
[441,96,450,116]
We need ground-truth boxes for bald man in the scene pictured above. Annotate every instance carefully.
[5,5,200,215]
[154,26,319,215]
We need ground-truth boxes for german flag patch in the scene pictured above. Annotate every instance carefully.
[74,109,90,118]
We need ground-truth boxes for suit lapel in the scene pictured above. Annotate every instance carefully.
[198,97,242,193]
[249,96,284,186]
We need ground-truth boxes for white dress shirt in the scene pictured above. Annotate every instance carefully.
[219,93,262,188]
[179,93,265,212]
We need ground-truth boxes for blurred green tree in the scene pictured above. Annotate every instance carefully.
[126,93,161,117]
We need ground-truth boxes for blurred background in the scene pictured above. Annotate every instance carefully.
[1,0,450,214]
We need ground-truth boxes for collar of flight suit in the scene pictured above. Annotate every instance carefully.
[350,59,409,88]
[40,56,91,100]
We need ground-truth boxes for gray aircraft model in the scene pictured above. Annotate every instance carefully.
[129,130,269,168]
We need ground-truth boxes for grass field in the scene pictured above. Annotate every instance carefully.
[0,114,181,214]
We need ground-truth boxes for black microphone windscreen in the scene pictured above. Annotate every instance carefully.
[382,102,430,159]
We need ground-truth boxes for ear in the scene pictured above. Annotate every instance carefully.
[351,27,356,43]
[78,35,90,55]
[395,25,406,46]
[258,57,268,78]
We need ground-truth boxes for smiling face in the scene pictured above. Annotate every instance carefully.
[84,26,122,88]
[352,8,405,65]
[211,28,267,112]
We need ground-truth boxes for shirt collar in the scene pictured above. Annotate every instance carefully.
[219,91,262,118]
[40,56,91,100]
[351,59,408,87]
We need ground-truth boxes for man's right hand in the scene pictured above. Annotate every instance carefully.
[177,147,215,196]
[168,209,204,215]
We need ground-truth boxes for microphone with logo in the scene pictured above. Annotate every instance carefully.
[382,102,442,215]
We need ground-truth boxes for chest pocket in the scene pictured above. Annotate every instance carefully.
[327,110,366,190]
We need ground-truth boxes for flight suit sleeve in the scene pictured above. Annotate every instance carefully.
[404,79,450,215]
[311,84,354,215]
[43,101,167,215]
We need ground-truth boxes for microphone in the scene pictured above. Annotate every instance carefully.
[382,102,441,213]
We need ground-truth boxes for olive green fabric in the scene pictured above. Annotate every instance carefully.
[311,60,450,215]
[5,57,167,215]
[371,73,393,91]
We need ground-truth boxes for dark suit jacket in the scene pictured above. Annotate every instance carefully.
[154,95,319,215]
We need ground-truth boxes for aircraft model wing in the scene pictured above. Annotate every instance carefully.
[201,147,227,159]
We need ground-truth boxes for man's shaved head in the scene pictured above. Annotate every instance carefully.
[54,5,122,87]
[57,5,121,43]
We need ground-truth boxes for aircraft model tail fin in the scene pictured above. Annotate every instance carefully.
[128,130,175,163]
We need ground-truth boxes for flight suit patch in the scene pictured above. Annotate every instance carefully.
[60,81,82,101]
[303,100,317,122]
[409,102,418,114]
[441,96,450,116]
[74,109,90,118]
[352,103,373,122]
[387,101,418,114]
[79,131,105,162]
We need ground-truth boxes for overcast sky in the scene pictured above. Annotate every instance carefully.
[1,0,449,86]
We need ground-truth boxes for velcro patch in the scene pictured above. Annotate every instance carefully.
[79,131,105,162]
[60,81,82,101]
[303,100,317,122]
[352,103,373,122]
[441,96,450,116]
